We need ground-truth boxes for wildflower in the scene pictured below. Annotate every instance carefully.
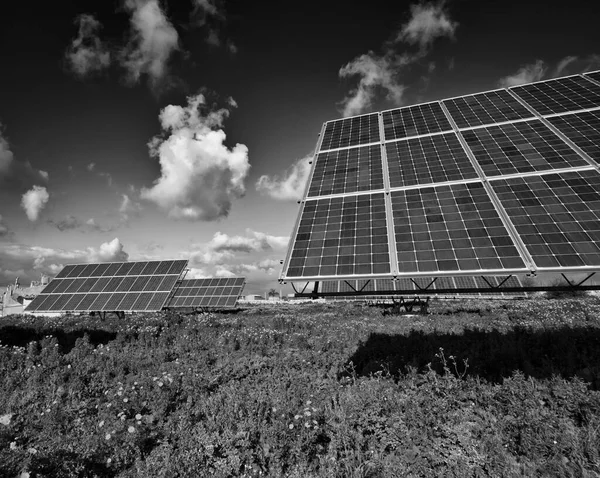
[99,420,105,428]
[105,433,111,440]
[294,415,301,420]
[158,381,163,387]
[27,447,37,454]
[128,426,135,433]
[107,458,112,464]
[10,441,17,450]
[288,424,294,429]
[123,398,128,403]
[135,414,142,420]
[0,413,12,426]
[304,411,311,417]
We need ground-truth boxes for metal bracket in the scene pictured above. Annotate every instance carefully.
[410,277,437,291]
[561,272,596,287]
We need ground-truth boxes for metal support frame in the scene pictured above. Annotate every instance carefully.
[410,277,437,291]
[480,275,512,289]
[560,272,596,287]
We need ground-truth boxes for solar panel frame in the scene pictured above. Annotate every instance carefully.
[546,110,600,163]
[54,265,75,279]
[585,71,600,84]
[382,102,453,140]
[166,277,246,309]
[319,113,380,151]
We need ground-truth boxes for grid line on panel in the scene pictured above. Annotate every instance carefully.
[386,132,479,188]
[443,89,534,129]
[585,71,600,84]
[461,120,588,177]
[286,193,390,278]
[547,110,600,163]
[492,169,600,269]
[319,114,379,151]
[390,182,526,274]
[382,102,452,140]
[308,145,383,197]
[510,76,600,116]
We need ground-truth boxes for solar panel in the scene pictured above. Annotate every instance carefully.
[491,169,600,269]
[287,193,390,278]
[281,70,600,286]
[443,89,534,129]
[547,110,600,162]
[307,145,383,197]
[27,260,189,313]
[510,76,600,116]
[391,182,527,274]
[166,277,246,309]
[382,102,452,140]
[461,120,588,177]
[319,114,379,151]
[386,132,478,188]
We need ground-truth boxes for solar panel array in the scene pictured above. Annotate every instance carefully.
[166,278,245,309]
[26,260,188,312]
[282,71,600,282]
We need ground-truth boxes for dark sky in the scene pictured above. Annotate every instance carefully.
[1,0,599,293]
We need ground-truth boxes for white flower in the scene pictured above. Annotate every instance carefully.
[0,413,12,426]
[128,426,135,433]
[135,414,142,420]
[105,433,111,440]
[10,441,17,450]
[99,420,105,427]
[288,424,294,429]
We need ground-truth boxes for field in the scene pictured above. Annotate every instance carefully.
[1,298,600,477]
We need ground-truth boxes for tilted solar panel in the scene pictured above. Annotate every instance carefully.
[461,120,588,177]
[166,278,245,309]
[386,132,478,188]
[27,260,189,313]
[491,169,600,269]
[510,76,600,116]
[443,89,534,129]
[391,182,526,274]
[585,71,600,83]
[382,102,452,140]
[308,145,383,197]
[319,114,379,151]
[547,110,600,162]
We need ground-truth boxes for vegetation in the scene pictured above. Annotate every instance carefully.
[1,298,600,477]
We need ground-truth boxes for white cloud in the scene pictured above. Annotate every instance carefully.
[0,125,48,191]
[256,154,312,201]
[119,193,143,222]
[339,0,457,117]
[87,162,96,172]
[0,238,129,284]
[21,186,49,222]
[65,14,111,78]
[396,0,458,50]
[140,93,250,221]
[209,229,288,253]
[498,59,547,87]
[120,0,180,87]
[49,215,114,233]
[0,215,9,237]
[554,56,578,77]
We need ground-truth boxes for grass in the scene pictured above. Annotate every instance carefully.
[1,298,600,477]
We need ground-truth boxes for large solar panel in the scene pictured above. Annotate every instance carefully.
[319,114,379,151]
[281,71,600,284]
[382,102,452,140]
[443,89,534,129]
[461,120,589,177]
[386,132,478,188]
[547,110,600,162]
[510,76,600,116]
[26,260,188,313]
[308,145,383,197]
[166,277,245,309]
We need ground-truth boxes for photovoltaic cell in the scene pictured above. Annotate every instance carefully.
[461,120,588,177]
[510,76,600,116]
[382,102,452,140]
[54,265,75,279]
[443,89,534,128]
[585,71,600,83]
[391,182,525,273]
[492,169,600,268]
[386,132,478,188]
[308,145,383,197]
[319,114,379,151]
[287,193,390,277]
[547,110,600,162]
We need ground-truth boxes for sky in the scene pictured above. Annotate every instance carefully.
[1,0,600,295]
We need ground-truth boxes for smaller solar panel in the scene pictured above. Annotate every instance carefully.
[462,120,588,177]
[386,132,478,188]
[383,102,452,140]
[547,110,600,162]
[510,76,600,116]
[319,114,380,151]
[167,278,246,309]
[308,145,383,197]
[443,89,534,128]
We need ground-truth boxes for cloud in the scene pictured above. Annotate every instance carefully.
[119,193,143,222]
[87,162,96,172]
[0,238,129,284]
[140,93,250,221]
[256,154,312,201]
[191,0,235,52]
[48,215,114,233]
[0,215,9,238]
[498,55,600,88]
[339,0,457,117]
[209,229,288,254]
[186,267,210,279]
[0,125,48,192]
[21,186,49,222]
[396,0,458,50]
[65,14,111,78]
[120,0,180,88]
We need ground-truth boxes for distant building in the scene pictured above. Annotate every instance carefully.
[1,275,49,317]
